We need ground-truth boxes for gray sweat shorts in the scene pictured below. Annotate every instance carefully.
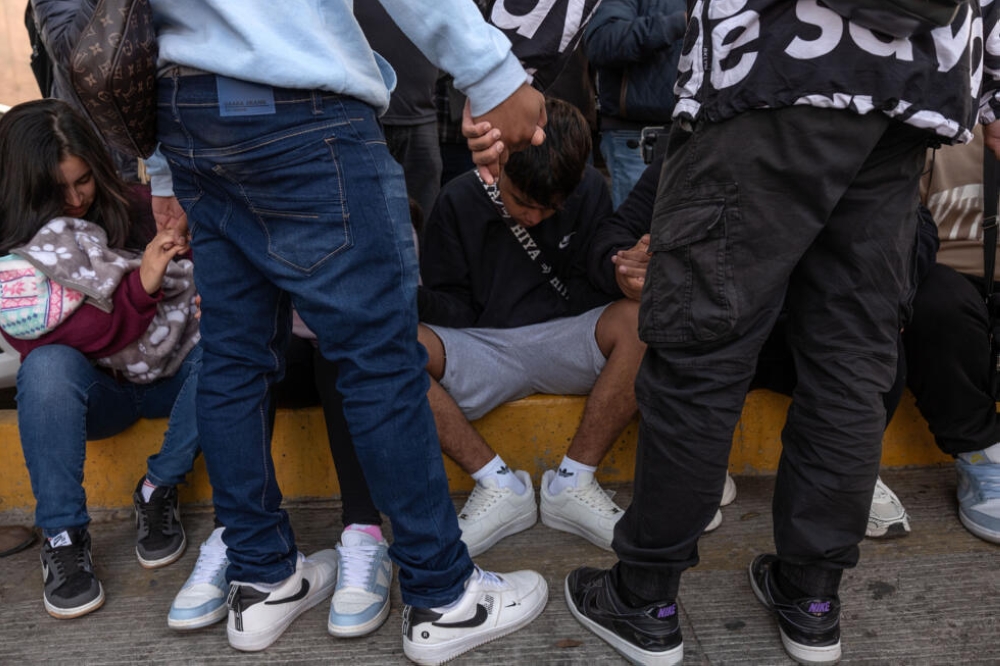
[426,305,610,420]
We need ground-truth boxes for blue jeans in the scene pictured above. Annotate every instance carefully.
[599,129,647,210]
[156,73,472,607]
[17,344,202,536]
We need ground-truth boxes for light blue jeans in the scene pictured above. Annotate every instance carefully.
[600,129,647,210]
[156,72,473,606]
[17,344,202,536]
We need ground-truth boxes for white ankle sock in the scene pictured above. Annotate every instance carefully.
[547,456,597,496]
[471,455,526,494]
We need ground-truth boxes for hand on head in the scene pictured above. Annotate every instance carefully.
[465,83,547,184]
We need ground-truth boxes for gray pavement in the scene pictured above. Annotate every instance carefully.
[1,466,997,665]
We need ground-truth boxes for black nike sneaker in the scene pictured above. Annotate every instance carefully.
[564,566,683,665]
[748,554,842,665]
[226,550,338,651]
[402,566,548,665]
[41,528,105,619]
[133,477,186,568]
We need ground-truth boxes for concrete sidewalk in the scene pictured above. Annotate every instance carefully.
[1,466,997,665]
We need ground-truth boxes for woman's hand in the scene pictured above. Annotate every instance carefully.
[139,229,188,295]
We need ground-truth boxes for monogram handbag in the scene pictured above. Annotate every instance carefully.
[69,0,159,158]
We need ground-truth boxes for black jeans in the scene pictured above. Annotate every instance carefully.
[904,263,1000,455]
[615,107,928,601]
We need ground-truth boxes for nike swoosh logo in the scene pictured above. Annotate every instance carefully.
[432,603,488,628]
[265,579,310,605]
[558,233,575,249]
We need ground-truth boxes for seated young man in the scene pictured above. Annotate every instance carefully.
[417,98,735,556]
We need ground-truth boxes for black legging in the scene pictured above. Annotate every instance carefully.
[275,336,382,527]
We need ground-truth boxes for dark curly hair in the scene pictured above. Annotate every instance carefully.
[503,97,591,210]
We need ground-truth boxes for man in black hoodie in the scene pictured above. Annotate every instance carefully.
[418,97,738,559]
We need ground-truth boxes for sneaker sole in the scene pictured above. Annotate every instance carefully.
[403,576,548,666]
[563,576,683,666]
[865,518,911,539]
[959,508,1000,544]
[168,602,228,630]
[228,577,338,651]
[44,583,105,619]
[327,596,391,638]
[137,533,187,569]
[464,509,537,558]
[540,507,613,551]
[747,560,842,666]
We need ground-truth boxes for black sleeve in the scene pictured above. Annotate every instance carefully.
[417,189,481,327]
[587,156,664,294]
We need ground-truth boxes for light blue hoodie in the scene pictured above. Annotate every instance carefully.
[148,0,527,116]
[145,0,529,193]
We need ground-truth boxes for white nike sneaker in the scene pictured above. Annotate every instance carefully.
[540,469,624,550]
[457,470,537,557]
[402,566,548,665]
[226,549,338,651]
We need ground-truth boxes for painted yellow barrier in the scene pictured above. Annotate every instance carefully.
[0,389,951,515]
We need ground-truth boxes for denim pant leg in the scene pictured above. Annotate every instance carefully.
[614,107,921,601]
[157,75,472,604]
[600,129,646,209]
[16,345,142,534]
[141,344,202,487]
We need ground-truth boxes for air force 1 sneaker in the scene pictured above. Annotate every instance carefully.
[402,566,548,665]
[457,470,537,557]
[540,469,624,550]
[227,549,338,651]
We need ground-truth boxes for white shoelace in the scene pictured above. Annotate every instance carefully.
[472,566,505,590]
[461,483,509,519]
[567,478,621,516]
[187,540,227,586]
[337,543,383,589]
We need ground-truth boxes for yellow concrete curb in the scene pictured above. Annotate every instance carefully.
[0,390,951,515]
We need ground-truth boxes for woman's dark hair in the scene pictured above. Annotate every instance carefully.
[0,98,134,253]
[503,96,592,210]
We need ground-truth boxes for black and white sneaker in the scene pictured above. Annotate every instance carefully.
[748,554,842,665]
[133,478,186,568]
[227,550,338,651]
[41,528,105,619]
[565,567,683,665]
[402,566,548,665]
